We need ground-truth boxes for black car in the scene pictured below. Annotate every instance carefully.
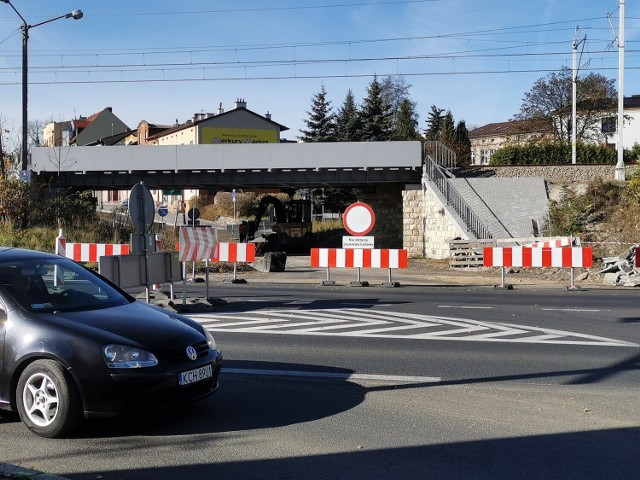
[0,247,222,438]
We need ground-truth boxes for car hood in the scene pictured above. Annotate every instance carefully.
[35,301,206,351]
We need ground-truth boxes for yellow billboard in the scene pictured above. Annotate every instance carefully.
[201,128,278,144]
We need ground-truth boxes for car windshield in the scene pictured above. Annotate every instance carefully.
[0,257,131,313]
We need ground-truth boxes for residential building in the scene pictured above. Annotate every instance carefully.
[67,107,129,146]
[470,95,640,166]
[43,121,71,147]
[147,99,288,146]
[469,119,551,165]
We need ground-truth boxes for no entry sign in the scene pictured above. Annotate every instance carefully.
[343,202,375,236]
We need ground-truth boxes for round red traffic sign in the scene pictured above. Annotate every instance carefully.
[343,202,375,236]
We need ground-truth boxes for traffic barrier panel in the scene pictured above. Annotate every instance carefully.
[311,248,408,287]
[176,235,256,286]
[174,241,255,263]
[213,242,256,263]
[56,231,129,262]
[483,246,592,289]
[523,236,576,248]
[179,226,218,262]
[483,246,592,268]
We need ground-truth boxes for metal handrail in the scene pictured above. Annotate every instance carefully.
[423,141,457,169]
[424,154,492,239]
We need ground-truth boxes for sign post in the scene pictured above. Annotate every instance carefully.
[128,182,155,302]
[342,202,376,287]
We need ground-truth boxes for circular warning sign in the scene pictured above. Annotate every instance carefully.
[343,202,376,236]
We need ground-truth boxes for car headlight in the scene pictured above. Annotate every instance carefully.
[204,329,217,351]
[103,344,158,368]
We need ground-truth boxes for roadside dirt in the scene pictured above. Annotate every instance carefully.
[203,255,605,288]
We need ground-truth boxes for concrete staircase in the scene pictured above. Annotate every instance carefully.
[449,177,549,239]
[423,143,550,240]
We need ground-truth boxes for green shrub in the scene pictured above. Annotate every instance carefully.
[490,142,618,165]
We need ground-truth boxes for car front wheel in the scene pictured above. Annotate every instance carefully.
[16,360,82,438]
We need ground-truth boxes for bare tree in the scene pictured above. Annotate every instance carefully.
[515,66,616,144]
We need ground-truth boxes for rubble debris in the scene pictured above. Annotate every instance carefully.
[597,244,640,287]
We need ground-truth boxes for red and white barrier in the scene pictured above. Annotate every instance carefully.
[178,226,218,262]
[483,247,592,268]
[524,236,576,248]
[213,242,256,263]
[311,248,408,269]
[56,232,129,262]
[484,246,592,290]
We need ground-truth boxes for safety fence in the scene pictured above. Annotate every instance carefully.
[178,227,256,286]
[449,236,578,268]
[56,231,129,263]
[56,235,129,262]
[311,248,408,287]
[523,236,576,248]
[483,246,593,289]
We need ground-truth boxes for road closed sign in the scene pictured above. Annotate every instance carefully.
[343,202,375,236]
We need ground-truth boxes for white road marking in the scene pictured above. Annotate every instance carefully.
[189,308,639,347]
[438,305,493,309]
[542,308,601,312]
[222,368,441,384]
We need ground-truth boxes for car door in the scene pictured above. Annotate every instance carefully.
[0,302,6,405]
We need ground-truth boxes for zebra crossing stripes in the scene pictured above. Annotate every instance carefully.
[189,308,639,347]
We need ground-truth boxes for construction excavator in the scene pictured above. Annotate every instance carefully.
[245,195,312,255]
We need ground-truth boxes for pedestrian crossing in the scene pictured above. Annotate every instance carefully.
[188,308,638,347]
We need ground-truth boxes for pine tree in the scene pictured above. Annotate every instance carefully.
[299,85,336,142]
[439,110,455,145]
[335,89,362,141]
[425,105,445,140]
[453,120,472,165]
[360,76,393,141]
[392,98,420,140]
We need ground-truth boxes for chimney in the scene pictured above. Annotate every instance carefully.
[265,111,272,120]
[218,102,224,114]
[235,98,247,109]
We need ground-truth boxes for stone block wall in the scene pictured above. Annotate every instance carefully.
[482,164,639,183]
[360,186,404,249]
[403,186,464,259]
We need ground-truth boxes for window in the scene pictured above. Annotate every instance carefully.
[602,117,616,134]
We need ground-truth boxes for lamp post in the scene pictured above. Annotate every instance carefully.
[0,1,83,177]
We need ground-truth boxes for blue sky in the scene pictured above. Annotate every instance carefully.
[1,0,638,142]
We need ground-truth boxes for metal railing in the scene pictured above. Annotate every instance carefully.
[424,141,457,169]
[424,154,492,240]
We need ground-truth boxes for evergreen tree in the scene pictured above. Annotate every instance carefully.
[425,105,445,140]
[335,89,362,141]
[299,85,336,142]
[380,76,419,138]
[392,98,420,140]
[453,120,472,165]
[360,76,393,141]
[439,110,455,145]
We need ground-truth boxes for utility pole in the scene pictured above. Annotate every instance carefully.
[572,27,587,165]
[615,0,626,181]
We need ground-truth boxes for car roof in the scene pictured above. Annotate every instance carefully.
[0,247,60,262]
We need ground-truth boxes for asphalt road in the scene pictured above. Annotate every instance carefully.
[1,282,638,479]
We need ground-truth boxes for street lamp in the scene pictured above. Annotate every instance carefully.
[0,0,83,177]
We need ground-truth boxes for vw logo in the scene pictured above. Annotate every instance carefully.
[186,346,197,361]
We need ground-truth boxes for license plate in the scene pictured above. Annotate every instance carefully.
[179,364,213,386]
